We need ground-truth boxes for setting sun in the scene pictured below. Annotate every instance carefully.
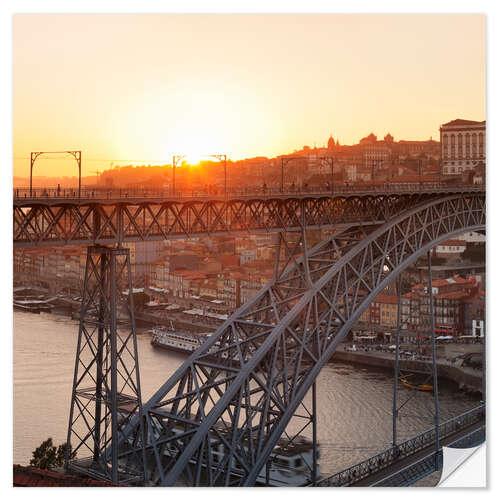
[13,14,484,180]
[182,152,206,166]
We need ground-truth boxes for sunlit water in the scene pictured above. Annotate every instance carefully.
[13,311,480,484]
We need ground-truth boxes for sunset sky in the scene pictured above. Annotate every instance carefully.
[13,14,485,178]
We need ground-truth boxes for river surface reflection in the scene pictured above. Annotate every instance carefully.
[13,311,480,483]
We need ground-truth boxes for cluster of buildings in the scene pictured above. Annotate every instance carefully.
[59,118,485,193]
[357,274,485,342]
[13,246,86,291]
[142,234,277,308]
[232,118,485,188]
[13,233,280,310]
[14,226,485,342]
[14,117,486,340]
[233,131,441,187]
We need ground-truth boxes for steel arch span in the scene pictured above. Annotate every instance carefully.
[122,193,484,486]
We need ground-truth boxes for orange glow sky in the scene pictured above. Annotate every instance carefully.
[13,14,485,178]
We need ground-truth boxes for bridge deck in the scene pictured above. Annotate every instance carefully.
[14,184,484,207]
[14,186,485,248]
[315,405,485,487]
[349,420,485,487]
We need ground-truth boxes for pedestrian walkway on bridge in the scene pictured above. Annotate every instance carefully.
[315,404,485,487]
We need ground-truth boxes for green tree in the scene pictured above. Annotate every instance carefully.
[29,438,76,469]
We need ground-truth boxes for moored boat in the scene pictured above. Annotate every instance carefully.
[150,327,214,355]
[399,373,433,392]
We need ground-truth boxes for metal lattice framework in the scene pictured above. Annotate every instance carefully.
[117,193,484,486]
[65,246,146,484]
[13,187,483,247]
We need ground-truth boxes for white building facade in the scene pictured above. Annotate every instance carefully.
[440,119,486,175]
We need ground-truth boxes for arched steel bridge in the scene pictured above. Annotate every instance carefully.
[14,186,484,485]
[115,192,484,486]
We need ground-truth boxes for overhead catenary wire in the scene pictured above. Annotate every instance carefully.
[13,156,174,163]
[14,156,229,163]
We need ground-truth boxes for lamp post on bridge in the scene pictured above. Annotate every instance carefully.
[392,274,403,451]
[319,156,334,193]
[30,151,82,198]
[427,251,440,471]
[371,158,383,187]
[172,155,186,196]
[281,157,301,193]
[208,154,227,196]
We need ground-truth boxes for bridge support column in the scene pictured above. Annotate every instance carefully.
[312,380,318,486]
[392,274,403,450]
[427,251,440,471]
[65,245,145,484]
[482,320,486,403]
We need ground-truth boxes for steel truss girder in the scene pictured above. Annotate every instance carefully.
[119,193,484,486]
[65,246,146,484]
[13,191,473,247]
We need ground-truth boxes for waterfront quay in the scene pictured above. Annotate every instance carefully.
[333,344,484,394]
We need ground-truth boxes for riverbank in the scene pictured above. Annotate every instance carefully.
[332,350,483,396]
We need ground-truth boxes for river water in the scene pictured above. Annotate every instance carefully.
[13,311,480,484]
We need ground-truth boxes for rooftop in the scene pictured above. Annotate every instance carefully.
[374,294,398,304]
[441,119,486,128]
[435,291,469,300]
[432,276,472,287]
[13,464,117,487]
[437,240,467,247]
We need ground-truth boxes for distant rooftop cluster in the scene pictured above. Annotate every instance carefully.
[14,117,485,190]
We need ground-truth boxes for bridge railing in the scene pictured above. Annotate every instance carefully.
[372,449,444,487]
[315,404,485,487]
[373,425,486,487]
[13,183,484,202]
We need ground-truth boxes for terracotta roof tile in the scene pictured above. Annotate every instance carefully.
[437,240,467,247]
[13,464,118,487]
[435,291,468,300]
[441,119,486,127]
[374,294,398,304]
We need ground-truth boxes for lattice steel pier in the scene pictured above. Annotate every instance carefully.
[65,245,145,484]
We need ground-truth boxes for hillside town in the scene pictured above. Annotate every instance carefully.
[14,119,486,341]
[14,119,486,191]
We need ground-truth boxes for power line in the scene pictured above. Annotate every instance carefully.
[13,156,173,163]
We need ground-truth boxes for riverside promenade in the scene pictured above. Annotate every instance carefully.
[332,347,483,395]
